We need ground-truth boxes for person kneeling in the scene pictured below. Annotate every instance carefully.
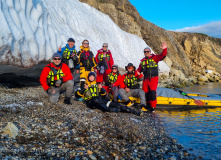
[118,63,146,109]
[40,53,74,104]
[75,72,142,116]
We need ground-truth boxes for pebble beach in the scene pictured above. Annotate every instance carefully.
[0,86,201,159]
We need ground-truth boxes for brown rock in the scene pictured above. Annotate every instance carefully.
[87,150,93,155]
[79,0,221,81]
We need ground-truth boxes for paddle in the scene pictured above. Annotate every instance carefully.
[170,86,205,106]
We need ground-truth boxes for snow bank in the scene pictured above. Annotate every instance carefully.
[0,0,169,74]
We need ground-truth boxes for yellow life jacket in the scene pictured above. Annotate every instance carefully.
[47,67,65,86]
[98,52,110,61]
[141,58,158,68]
[123,73,139,89]
[107,72,118,84]
[84,84,99,100]
[62,47,77,60]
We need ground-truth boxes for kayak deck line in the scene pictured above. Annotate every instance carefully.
[113,87,221,107]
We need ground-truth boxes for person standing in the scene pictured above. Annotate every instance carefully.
[118,63,146,108]
[137,42,167,112]
[58,38,78,73]
[77,40,97,90]
[95,43,114,84]
[40,53,74,104]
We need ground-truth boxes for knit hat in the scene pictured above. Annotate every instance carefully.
[103,43,108,47]
[52,52,61,59]
[112,64,118,69]
[88,72,96,79]
[143,47,151,52]
[68,38,75,43]
[125,63,136,71]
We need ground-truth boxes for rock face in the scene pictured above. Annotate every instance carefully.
[79,0,221,80]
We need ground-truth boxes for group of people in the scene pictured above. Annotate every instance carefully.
[40,38,167,115]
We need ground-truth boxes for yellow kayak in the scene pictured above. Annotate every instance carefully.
[116,87,221,107]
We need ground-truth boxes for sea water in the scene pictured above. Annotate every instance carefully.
[157,83,221,159]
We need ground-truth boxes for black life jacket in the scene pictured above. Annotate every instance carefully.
[140,56,158,77]
[79,50,95,70]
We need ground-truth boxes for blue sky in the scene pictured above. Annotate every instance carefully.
[129,0,221,38]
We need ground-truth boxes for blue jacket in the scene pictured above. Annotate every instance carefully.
[57,44,77,56]
[57,44,80,69]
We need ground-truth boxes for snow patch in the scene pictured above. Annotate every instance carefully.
[0,103,24,112]
[27,101,43,106]
[0,0,170,74]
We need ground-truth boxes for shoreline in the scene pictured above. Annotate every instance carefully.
[0,86,201,159]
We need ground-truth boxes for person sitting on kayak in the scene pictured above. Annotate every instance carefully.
[118,63,146,109]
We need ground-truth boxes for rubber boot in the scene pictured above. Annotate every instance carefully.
[125,100,134,107]
[113,102,142,116]
[64,97,71,105]
[141,104,148,112]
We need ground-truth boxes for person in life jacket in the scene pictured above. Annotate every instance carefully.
[103,64,121,102]
[137,42,167,112]
[57,38,79,74]
[76,40,97,90]
[40,53,74,104]
[75,72,142,116]
[95,43,114,84]
[118,63,146,108]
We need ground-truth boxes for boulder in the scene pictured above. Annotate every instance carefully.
[2,122,19,139]
[197,81,206,85]
[198,76,208,82]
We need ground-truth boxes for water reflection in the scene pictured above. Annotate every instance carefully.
[182,83,221,95]
[158,107,221,159]
[159,107,221,118]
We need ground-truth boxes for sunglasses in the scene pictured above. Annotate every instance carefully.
[144,51,150,53]
[112,68,117,70]
[53,58,61,60]
[83,42,89,44]
[103,46,108,47]
[127,66,134,69]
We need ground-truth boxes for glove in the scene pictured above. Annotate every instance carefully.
[55,78,63,86]
[47,88,54,94]
[96,65,100,70]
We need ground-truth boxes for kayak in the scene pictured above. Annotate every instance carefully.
[117,87,221,107]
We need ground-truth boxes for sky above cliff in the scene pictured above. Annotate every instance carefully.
[129,0,221,38]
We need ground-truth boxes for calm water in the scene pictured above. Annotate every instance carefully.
[157,83,221,160]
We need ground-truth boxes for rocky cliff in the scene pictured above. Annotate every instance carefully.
[80,0,221,85]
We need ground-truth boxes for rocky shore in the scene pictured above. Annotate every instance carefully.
[0,85,201,159]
